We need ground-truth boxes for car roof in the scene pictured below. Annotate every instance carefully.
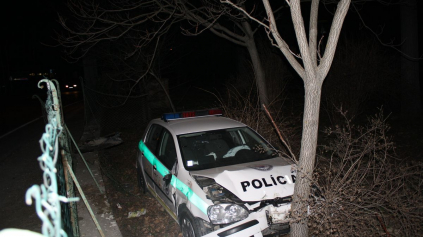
[151,116,246,135]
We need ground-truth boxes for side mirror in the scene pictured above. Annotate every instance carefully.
[163,173,172,186]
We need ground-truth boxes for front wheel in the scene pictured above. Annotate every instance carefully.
[180,212,202,237]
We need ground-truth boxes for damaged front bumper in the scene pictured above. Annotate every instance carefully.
[202,203,291,237]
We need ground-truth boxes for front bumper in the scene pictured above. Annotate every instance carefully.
[202,203,291,237]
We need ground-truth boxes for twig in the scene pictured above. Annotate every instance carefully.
[352,3,423,60]
[220,0,270,30]
[376,213,391,237]
[262,104,297,161]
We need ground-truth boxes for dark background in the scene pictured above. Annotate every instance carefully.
[0,1,422,153]
[0,1,421,123]
[0,1,422,236]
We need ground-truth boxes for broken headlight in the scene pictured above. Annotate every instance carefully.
[207,204,249,224]
[194,176,242,203]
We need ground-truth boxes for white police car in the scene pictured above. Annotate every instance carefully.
[136,109,296,237]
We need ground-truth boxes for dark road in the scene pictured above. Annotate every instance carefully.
[0,90,83,137]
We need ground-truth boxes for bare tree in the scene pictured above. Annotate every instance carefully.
[61,0,351,235]
[222,0,351,235]
[58,0,272,105]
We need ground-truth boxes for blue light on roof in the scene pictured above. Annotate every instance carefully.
[162,108,222,121]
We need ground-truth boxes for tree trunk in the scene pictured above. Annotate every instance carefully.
[243,21,269,106]
[291,80,323,237]
[400,0,421,119]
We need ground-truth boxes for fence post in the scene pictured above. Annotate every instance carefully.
[41,79,80,237]
[25,79,80,237]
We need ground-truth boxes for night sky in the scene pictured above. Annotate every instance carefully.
[0,1,421,97]
[1,0,80,87]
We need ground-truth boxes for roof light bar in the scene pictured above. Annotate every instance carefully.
[162,108,223,121]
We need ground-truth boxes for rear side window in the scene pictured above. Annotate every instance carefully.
[145,124,164,155]
[158,130,177,170]
[145,124,177,170]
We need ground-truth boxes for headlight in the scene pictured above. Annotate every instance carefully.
[207,204,249,224]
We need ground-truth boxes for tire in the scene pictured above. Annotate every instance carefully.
[136,163,147,194]
[180,212,201,237]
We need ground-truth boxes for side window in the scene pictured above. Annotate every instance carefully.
[158,130,177,170]
[145,124,164,156]
[227,129,245,146]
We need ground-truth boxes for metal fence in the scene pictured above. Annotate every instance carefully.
[25,79,79,237]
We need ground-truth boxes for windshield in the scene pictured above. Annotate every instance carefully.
[177,126,277,171]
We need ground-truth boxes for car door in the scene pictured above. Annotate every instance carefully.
[143,124,164,191]
[153,128,178,214]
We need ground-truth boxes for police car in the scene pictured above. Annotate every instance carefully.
[136,109,296,237]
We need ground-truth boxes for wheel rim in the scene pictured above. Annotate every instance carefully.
[181,216,195,237]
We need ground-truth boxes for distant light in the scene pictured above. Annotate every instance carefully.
[66,85,69,88]
[73,85,77,87]
[170,48,173,51]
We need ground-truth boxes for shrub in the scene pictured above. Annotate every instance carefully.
[309,109,423,236]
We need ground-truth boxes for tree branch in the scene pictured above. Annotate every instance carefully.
[220,0,270,30]
[290,0,315,81]
[309,0,320,68]
[261,0,306,79]
[352,2,423,60]
[318,0,351,80]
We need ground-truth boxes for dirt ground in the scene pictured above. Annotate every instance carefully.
[98,131,182,237]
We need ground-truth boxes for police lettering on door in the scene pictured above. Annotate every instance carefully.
[241,175,296,192]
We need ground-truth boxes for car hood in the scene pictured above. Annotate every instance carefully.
[190,158,296,202]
